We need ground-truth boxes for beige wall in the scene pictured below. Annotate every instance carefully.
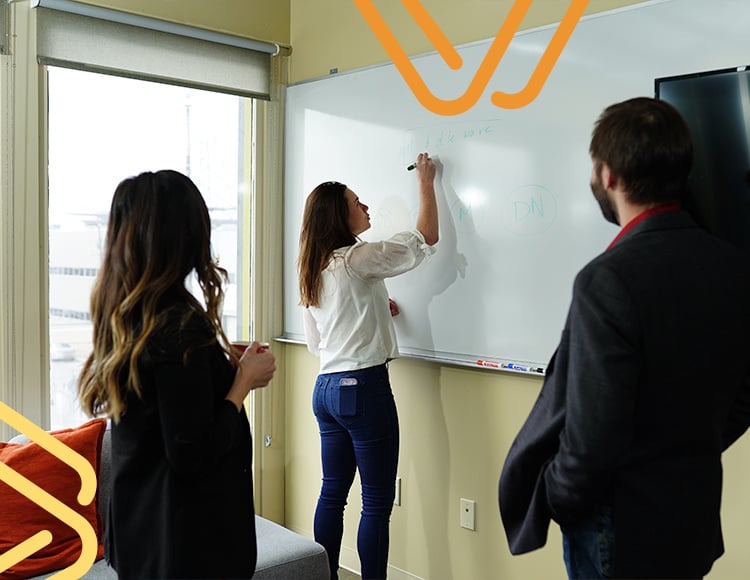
[285,1,750,579]
[290,0,639,83]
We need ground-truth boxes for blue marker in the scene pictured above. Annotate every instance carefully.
[505,363,529,372]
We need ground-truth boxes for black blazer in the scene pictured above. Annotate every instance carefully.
[106,306,257,579]
[499,211,750,579]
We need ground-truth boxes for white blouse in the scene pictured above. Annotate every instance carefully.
[303,230,436,374]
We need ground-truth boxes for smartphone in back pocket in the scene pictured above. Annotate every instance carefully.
[338,377,358,416]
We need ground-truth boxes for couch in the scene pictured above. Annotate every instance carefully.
[6,423,328,580]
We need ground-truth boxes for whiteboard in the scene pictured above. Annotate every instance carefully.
[282,0,750,370]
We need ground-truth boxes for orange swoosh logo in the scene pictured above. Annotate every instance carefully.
[0,402,98,578]
[354,0,590,114]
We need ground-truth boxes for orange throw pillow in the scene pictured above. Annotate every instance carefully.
[0,418,106,579]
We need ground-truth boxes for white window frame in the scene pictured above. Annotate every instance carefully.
[2,1,287,520]
[0,0,286,441]
[1,3,48,437]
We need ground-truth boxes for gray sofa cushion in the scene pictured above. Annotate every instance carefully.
[20,516,329,580]
[9,427,328,580]
[253,516,328,580]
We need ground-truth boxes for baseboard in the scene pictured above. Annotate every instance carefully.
[286,525,423,580]
[340,545,424,580]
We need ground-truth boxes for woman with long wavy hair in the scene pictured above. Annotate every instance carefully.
[78,170,275,579]
[298,153,438,579]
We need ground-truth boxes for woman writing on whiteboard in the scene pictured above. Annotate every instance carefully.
[297,152,438,580]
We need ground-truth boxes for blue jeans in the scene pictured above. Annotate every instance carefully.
[312,364,399,580]
[562,508,615,579]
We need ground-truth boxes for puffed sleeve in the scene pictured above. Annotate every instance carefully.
[303,307,321,357]
[347,230,436,280]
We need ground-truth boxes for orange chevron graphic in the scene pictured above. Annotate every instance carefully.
[354,0,591,114]
[0,402,98,579]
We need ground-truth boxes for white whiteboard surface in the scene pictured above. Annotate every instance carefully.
[282,0,750,370]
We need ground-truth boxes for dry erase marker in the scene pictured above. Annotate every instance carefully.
[407,154,437,170]
[505,363,529,372]
[258,342,270,353]
[476,359,500,369]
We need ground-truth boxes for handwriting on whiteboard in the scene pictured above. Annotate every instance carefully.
[505,184,557,235]
[405,122,496,153]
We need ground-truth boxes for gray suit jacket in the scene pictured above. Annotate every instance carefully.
[499,211,750,578]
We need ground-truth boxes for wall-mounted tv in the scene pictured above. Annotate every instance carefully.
[655,66,750,256]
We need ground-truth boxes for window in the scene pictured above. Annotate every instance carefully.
[47,67,253,429]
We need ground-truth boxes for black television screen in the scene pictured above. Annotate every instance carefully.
[655,66,750,256]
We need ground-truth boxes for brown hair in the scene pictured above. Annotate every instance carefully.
[590,97,693,205]
[297,181,356,307]
[78,170,233,421]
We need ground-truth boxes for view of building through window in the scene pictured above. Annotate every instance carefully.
[48,67,252,430]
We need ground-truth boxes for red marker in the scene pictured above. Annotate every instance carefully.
[258,342,270,353]
[476,359,499,369]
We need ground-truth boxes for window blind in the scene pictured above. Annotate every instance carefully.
[0,2,7,55]
[34,0,276,99]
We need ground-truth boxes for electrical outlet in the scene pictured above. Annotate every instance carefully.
[460,498,475,530]
[394,477,401,506]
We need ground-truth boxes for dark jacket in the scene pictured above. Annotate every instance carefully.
[499,211,750,578]
[106,306,256,579]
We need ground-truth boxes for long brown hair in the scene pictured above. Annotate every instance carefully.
[78,170,233,421]
[298,181,356,307]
